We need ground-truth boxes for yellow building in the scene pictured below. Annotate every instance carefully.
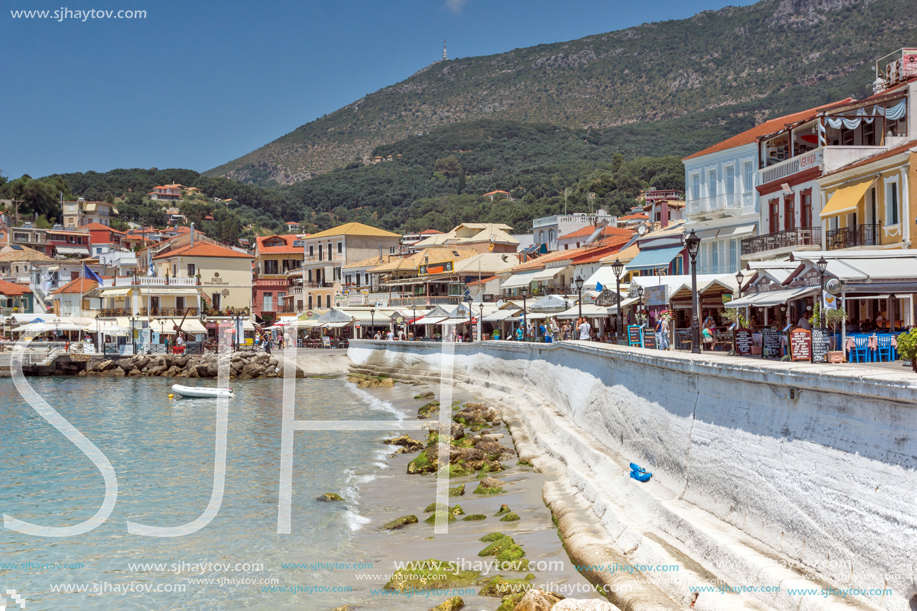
[153,242,253,314]
[818,141,916,251]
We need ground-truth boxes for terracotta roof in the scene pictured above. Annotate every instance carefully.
[308,222,400,239]
[419,229,444,235]
[0,279,31,296]
[255,234,304,255]
[82,222,124,233]
[153,242,253,260]
[510,237,627,273]
[822,139,917,178]
[467,275,499,286]
[53,277,99,294]
[369,247,479,274]
[619,213,649,221]
[559,225,634,241]
[483,190,511,196]
[343,254,397,269]
[683,99,855,161]
[600,243,641,264]
[0,248,55,262]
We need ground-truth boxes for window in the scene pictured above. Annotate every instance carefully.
[800,189,812,229]
[345,274,352,285]
[325,295,331,309]
[729,239,737,271]
[307,269,313,283]
[187,264,196,277]
[337,242,342,254]
[334,267,341,281]
[327,243,332,260]
[691,174,700,200]
[885,177,900,225]
[725,166,735,195]
[263,292,273,311]
[711,241,719,270]
[743,162,754,193]
[264,260,279,274]
[708,169,717,197]
[784,194,795,231]
[769,199,780,233]
[309,245,314,257]
[176,296,185,311]
[307,295,313,310]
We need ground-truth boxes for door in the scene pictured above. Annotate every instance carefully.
[784,194,795,231]
[211,293,221,311]
[800,190,812,229]
[151,296,160,314]
[769,199,780,233]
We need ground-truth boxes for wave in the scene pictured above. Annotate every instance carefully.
[344,381,404,420]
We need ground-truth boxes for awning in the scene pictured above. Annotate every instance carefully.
[820,179,875,219]
[606,296,639,315]
[141,288,202,296]
[415,316,447,325]
[501,272,539,289]
[98,288,132,297]
[720,224,756,237]
[556,304,611,319]
[323,321,351,328]
[242,320,257,331]
[483,309,522,322]
[626,246,684,272]
[54,246,89,256]
[725,286,818,308]
[531,267,565,282]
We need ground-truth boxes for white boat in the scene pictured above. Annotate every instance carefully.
[171,384,235,399]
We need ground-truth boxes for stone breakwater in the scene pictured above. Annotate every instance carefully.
[79,352,304,379]
[349,340,917,611]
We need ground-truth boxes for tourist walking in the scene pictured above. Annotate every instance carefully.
[515,326,524,341]
[655,316,670,350]
[577,317,591,341]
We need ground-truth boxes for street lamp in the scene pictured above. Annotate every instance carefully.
[521,286,528,342]
[685,229,702,354]
[465,294,473,342]
[479,302,485,341]
[130,316,136,355]
[612,258,624,340]
[575,276,584,322]
[735,270,744,300]
[411,301,416,340]
[816,255,828,340]
[637,285,645,321]
[370,308,376,338]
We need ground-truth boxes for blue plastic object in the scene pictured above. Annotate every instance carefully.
[630,470,652,482]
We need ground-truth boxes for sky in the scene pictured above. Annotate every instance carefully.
[2,0,758,179]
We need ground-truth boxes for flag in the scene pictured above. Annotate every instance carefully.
[823,291,838,310]
[84,265,104,287]
[147,250,154,276]
[596,281,603,292]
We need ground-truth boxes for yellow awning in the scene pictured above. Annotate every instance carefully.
[99,287,132,297]
[820,179,875,219]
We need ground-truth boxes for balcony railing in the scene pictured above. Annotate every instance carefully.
[826,223,880,251]
[389,295,461,307]
[741,227,821,256]
[304,253,342,263]
[302,282,335,289]
[687,192,754,217]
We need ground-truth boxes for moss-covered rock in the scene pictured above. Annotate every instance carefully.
[495,593,525,611]
[494,504,512,516]
[499,512,520,522]
[424,502,450,513]
[428,595,464,611]
[424,510,457,524]
[462,514,487,521]
[383,435,424,452]
[449,483,465,497]
[478,534,528,568]
[414,391,435,399]
[479,534,516,557]
[407,449,437,474]
[477,575,535,598]
[473,482,504,495]
[383,560,479,592]
[382,515,418,530]
[418,401,440,418]
[450,504,465,516]
[480,532,506,542]
[317,493,344,502]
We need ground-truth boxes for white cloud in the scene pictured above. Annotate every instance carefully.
[444,0,468,14]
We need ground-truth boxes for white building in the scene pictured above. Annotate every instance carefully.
[531,210,617,252]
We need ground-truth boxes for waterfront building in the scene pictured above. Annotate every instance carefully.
[0,246,54,285]
[337,254,398,308]
[297,222,401,312]
[532,211,617,252]
[46,228,91,259]
[152,241,253,314]
[50,277,101,318]
[556,225,633,251]
[252,234,303,324]
[400,229,443,254]
[7,225,49,255]
[0,279,34,315]
[412,223,518,254]
[61,198,118,228]
[625,221,687,278]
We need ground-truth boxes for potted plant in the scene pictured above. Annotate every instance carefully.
[897,328,917,373]
[824,307,847,363]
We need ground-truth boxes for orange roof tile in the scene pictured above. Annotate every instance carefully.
[0,279,31,296]
[53,277,99,294]
[153,242,252,260]
[683,99,855,161]
[255,234,304,255]
[619,213,649,221]
[559,225,633,241]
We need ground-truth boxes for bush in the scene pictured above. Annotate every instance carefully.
[897,328,917,362]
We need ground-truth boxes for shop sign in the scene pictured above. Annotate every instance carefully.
[735,327,753,355]
[645,285,666,307]
[641,327,657,349]
[418,261,454,275]
[790,327,811,361]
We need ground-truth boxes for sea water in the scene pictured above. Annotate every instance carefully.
[0,376,396,610]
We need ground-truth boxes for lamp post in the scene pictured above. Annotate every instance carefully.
[575,276,584,322]
[816,255,828,343]
[685,229,701,354]
[735,270,745,300]
[370,308,376,338]
[411,301,416,340]
[612,258,624,340]
[479,302,485,341]
[130,316,136,355]
[521,286,528,342]
[637,285,645,323]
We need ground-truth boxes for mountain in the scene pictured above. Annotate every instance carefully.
[205,0,915,185]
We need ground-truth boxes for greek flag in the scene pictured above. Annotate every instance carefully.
[84,264,104,286]
[596,281,603,291]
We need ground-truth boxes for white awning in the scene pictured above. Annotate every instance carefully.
[483,309,522,322]
[323,321,351,328]
[531,267,565,281]
[242,319,257,331]
[556,304,612,319]
[415,316,447,325]
[725,286,818,308]
[99,288,132,297]
[54,246,89,256]
[500,272,539,289]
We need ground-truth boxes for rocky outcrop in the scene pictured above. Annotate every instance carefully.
[86,352,299,379]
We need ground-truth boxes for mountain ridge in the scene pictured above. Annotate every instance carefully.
[206,0,914,185]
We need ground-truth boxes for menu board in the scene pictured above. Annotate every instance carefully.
[642,328,657,350]
[628,325,643,347]
[762,328,781,359]
[734,328,753,356]
[789,328,812,361]
[810,328,827,364]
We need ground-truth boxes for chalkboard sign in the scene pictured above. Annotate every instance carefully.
[810,328,827,364]
[762,328,781,359]
[627,325,643,347]
[734,327,753,356]
[790,328,812,361]
[642,327,657,350]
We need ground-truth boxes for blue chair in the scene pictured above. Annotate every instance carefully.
[877,334,893,362]
[849,335,871,363]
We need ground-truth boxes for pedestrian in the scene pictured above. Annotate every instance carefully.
[515,326,524,341]
[386,329,394,341]
[264,333,272,354]
[655,315,670,350]
[577,317,591,341]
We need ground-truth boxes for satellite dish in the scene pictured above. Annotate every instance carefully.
[826,278,842,295]
[496,299,505,308]
[637,224,648,236]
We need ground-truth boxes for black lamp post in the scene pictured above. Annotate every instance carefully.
[411,302,416,340]
[521,286,528,342]
[816,255,828,340]
[370,308,376,338]
[130,316,136,355]
[466,295,473,342]
[685,229,702,354]
[479,302,485,341]
[735,270,744,300]
[612,258,624,340]
[575,276,584,322]
[637,285,645,322]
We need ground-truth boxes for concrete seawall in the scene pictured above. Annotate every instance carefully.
[349,339,917,611]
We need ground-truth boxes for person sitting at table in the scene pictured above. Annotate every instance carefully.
[846,320,860,334]
[875,312,887,328]
[702,324,716,350]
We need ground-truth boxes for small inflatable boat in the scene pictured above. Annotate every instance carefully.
[171,384,235,399]
[629,462,652,482]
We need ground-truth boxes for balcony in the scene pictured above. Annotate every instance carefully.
[741,227,821,256]
[253,278,289,287]
[302,282,335,289]
[826,223,879,251]
[304,253,342,263]
[687,192,754,218]
[389,295,461,307]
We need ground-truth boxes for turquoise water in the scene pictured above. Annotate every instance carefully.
[0,376,395,610]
